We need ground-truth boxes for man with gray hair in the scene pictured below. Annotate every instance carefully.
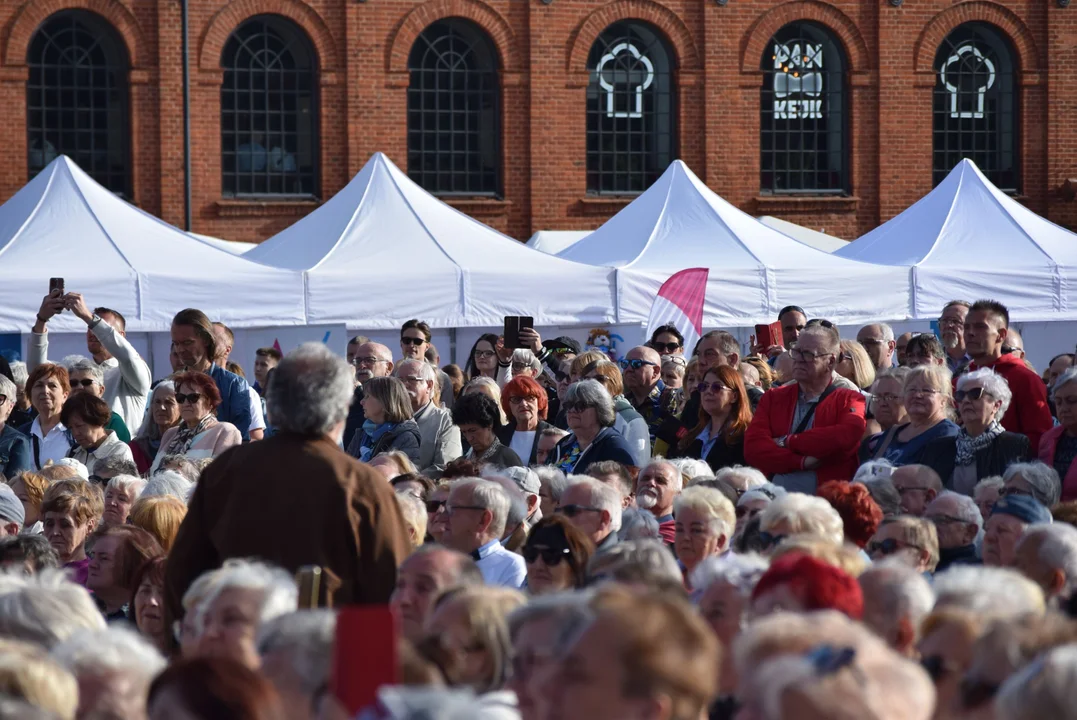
[925,490,983,572]
[857,323,896,372]
[558,475,623,551]
[745,323,867,493]
[1013,523,1077,603]
[858,561,935,657]
[636,460,682,543]
[443,478,525,588]
[343,340,395,448]
[258,610,336,720]
[0,374,31,476]
[390,545,484,641]
[52,626,166,719]
[166,343,410,632]
[396,358,461,475]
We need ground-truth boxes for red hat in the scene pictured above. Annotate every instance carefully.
[751,553,863,620]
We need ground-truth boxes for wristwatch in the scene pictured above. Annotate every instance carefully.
[776,436,787,448]
[88,314,102,329]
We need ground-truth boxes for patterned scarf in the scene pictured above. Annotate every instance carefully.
[955,420,1004,467]
[165,415,215,457]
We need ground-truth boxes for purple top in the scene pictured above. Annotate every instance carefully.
[65,557,90,587]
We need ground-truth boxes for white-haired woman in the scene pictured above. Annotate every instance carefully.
[874,365,958,467]
[757,493,844,552]
[544,380,636,475]
[674,486,736,585]
[1041,367,1077,501]
[1002,461,1062,508]
[861,367,910,460]
[734,483,786,538]
[129,381,181,475]
[102,474,146,526]
[920,368,1029,494]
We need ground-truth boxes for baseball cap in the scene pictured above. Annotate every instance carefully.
[502,466,541,495]
[50,458,89,479]
[990,494,1053,526]
[543,337,581,355]
[0,484,26,526]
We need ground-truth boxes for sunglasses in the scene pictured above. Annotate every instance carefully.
[757,531,786,549]
[954,387,987,402]
[619,358,657,370]
[175,393,203,405]
[401,337,426,346]
[70,378,97,387]
[558,504,601,518]
[867,538,921,556]
[698,381,730,394]
[425,499,446,514]
[562,402,589,413]
[652,342,681,353]
[522,545,571,566]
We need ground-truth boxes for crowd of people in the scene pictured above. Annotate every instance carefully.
[4,287,1077,719]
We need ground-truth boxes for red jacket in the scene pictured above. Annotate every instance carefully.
[967,353,1052,454]
[1039,425,1077,501]
[744,383,867,485]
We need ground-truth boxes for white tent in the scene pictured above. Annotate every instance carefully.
[557,160,910,326]
[0,157,306,333]
[246,153,617,329]
[526,230,590,255]
[836,159,1077,321]
[189,233,257,255]
[757,216,847,252]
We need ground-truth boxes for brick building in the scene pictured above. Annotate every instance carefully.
[0,0,1074,244]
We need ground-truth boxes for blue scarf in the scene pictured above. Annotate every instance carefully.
[360,420,396,462]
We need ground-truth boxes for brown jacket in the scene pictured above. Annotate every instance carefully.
[164,432,409,623]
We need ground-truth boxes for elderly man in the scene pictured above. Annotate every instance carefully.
[257,610,335,720]
[345,335,368,373]
[938,300,972,374]
[396,358,461,475]
[1013,523,1077,602]
[0,485,24,537]
[400,319,453,410]
[342,341,394,449]
[965,299,1052,452]
[984,494,1053,567]
[52,626,165,719]
[857,323,896,372]
[389,545,484,641]
[925,491,983,571]
[1004,327,1026,359]
[635,460,681,543]
[165,343,409,635]
[31,291,151,430]
[621,345,666,433]
[1048,354,1075,388]
[745,324,867,492]
[859,561,934,657]
[499,466,543,530]
[443,478,525,588]
[63,356,131,441]
[558,475,623,552]
[896,332,915,366]
[891,465,943,516]
[679,330,743,434]
[170,309,252,441]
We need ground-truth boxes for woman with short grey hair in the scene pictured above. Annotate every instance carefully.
[0,374,31,476]
[1040,367,1077,501]
[130,380,181,475]
[920,368,1029,494]
[543,380,636,475]
[1002,461,1062,508]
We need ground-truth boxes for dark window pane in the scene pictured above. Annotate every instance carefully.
[221,15,319,198]
[932,23,1018,192]
[27,10,130,196]
[586,21,675,195]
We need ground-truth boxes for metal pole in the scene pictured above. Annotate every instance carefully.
[181,0,192,231]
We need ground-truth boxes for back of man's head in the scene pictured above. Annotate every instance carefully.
[266,343,354,436]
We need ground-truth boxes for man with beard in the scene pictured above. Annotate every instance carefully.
[635,460,682,544]
[939,300,972,375]
[342,342,394,449]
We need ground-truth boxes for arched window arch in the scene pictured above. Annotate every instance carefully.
[221,15,318,197]
[407,19,501,197]
[933,23,1018,192]
[760,22,847,194]
[586,21,675,195]
[27,10,130,195]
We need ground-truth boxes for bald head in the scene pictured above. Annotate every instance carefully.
[892,464,943,516]
[624,345,662,395]
[354,342,394,382]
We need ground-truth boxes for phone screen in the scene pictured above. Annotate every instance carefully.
[503,316,534,350]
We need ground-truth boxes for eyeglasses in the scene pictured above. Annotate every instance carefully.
[904,387,942,397]
[175,393,203,405]
[664,355,687,368]
[425,499,446,514]
[401,337,426,347]
[508,396,535,405]
[619,358,657,371]
[895,485,931,495]
[999,486,1033,498]
[352,356,387,366]
[70,378,97,388]
[474,350,496,360]
[858,338,883,347]
[938,317,964,327]
[873,393,901,404]
[867,538,921,556]
[0,395,7,405]
[790,349,833,362]
[954,387,987,402]
[757,531,787,549]
[558,504,602,518]
[839,352,853,362]
[512,363,530,372]
[562,402,589,413]
[554,371,570,383]
[652,342,681,353]
[736,506,763,520]
[698,382,731,394]
[522,545,571,566]
[401,375,425,385]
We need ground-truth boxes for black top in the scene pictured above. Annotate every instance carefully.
[936,543,981,573]
[668,430,746,473]
[919,431,1030,491]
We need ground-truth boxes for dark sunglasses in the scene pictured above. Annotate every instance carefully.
[867,538,920,556]
[401,337,426,346]
[554,371,570,383]
[522,545,571,566]
[558,504,601,518]
[425,499,446,514]
[562,402,589,413]
[652,342,681,353]
[70,378,96,387]
[619,358,657,371]
[698,381,730,394]
[175,393,203,405]
[921,655,959,683]
[757,531,786,549]
[954,387,987,402]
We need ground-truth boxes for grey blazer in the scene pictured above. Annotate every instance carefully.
[413,402,462,475]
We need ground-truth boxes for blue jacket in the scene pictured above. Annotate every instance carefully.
[208,364,253,442]
[549,426,638,474]
[0,424,31,477]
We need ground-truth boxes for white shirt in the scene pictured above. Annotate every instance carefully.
[509,430,535,465]
[475,539,526,589]
[248,387,266,432]
[29,418,72,471]
[67,431,134,476]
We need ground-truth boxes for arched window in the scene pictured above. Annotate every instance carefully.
[760,22,847,194]
[27,11,130,195]
[221,15,318,197]
[933,23,1017,192]
[586,21,675,195]
[407,20,501,197]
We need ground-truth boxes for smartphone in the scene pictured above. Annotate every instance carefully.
[503,316,534,350]
[754,321,782,348]
[332,606,398,715]
[49,278,64,296]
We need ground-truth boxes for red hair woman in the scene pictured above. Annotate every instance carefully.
[672,365,753,473]
[499,376,553,465]
[150,371,240,473]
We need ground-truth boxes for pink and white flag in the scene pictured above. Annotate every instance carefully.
[646,268,709,352]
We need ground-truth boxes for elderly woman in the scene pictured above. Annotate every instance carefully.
[129,381,181,474]
[872,365,958,467]
[836,339,876,393]
[674,486,736,583]
[1001,461,1062,508]
[734,482,786,541]
[545,380,637,475]
[818,480,883,550]
[129,495,187,552]
[523,515,593,595]
[61,393,133,477]
[919,368,1029,493]
[21,363,72,470]
[130,556,168,652]
[861,368,911,460]
[102,474,146,526]
[867,516,939,574]
[464,333,500,381]
[463,376,510,426]
[151,372,241,473]
[671,366,752,472]
[395,491,428,552]
[7,471,48,534]
[581,360,650,466]
[86,525,164,620]
[499,376,554,465]
[974,475,1005,521]
[661,356,686,390]
[41,479,102,585]
[346,376,422,465]
[0,375,31,476]
[1041,367,1077,500]
[452,392,521,468]
[757,492,844,553]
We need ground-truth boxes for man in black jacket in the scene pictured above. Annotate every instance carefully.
[925,491,982,572]
[342,341,394,448]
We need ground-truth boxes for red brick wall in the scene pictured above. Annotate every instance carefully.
[0,0,1073,243]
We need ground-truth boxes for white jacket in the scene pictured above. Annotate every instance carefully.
[29,319,152,430]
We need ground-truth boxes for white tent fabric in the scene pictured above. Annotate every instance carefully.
[0,157,306,333]
[190,233,257,255]
[836,159,1077,321]
[526,230,590,255]
[247,153,617,329]
[557,160,910,326]
[757,216,847,252]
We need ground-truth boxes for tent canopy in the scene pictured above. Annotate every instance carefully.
[836,159,1077,321]
[757,216,847,252]
[0,157,306,332]
[558,160,909,326]
[247,153,616,329]
[526,230,591,255]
